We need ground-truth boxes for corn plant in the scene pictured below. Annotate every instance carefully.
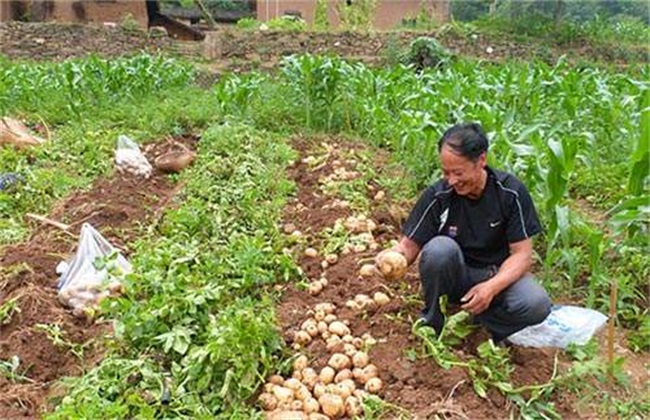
[281,54,348,131]
[0,55,194,122]
[628,86,650,198]
[212,72,264,119]
[608,86,650,242]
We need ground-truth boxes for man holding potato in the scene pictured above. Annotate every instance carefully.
[376,123,551,342]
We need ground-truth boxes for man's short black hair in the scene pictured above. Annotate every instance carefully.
[438,123,489,161]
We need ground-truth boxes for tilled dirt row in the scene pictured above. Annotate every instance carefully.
[0,135,197,419]
[268,137,568,419]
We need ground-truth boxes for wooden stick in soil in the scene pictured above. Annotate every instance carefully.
[25,213,70,231]
[194,0,216,28]
[607,280,617,382]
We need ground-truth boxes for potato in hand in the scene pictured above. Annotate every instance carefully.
[376,250,407,280]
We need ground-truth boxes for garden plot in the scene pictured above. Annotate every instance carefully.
[2,43,647,417]
[0,135,196,418]
[269,137,589,419]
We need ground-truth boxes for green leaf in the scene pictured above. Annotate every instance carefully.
[628,88,650,196]
[473,380,488,398]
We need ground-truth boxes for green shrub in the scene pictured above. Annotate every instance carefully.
[235,17,260,30]
[400,37,453,70]
[267,15,306,31]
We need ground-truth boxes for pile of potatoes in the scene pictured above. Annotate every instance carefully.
[315,215,379,256]
[58,280,124,318]
[320,166,361,185]
[322,198,350,210]
[306,276,329,297]
[340,232,379,255]
[341,215,376,234]
[303,247,341,272]
[326,157,362,179]
[301,142,338,167]
[262,303,382,419]
[344,292,390,312]
[293,215,381,270]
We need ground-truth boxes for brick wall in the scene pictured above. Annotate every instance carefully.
[256,0,450,30]
[0,0,148,27]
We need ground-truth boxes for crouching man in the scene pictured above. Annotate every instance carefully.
[377,123,551,342]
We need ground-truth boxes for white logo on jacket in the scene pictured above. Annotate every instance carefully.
[439,208,449,232]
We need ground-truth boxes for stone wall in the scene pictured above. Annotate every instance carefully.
[1,21,645,68]
[0,21,169,61]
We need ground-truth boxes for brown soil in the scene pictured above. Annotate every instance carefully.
[274,136,647,419]
[1,21,645,71]
[0,135,197,419]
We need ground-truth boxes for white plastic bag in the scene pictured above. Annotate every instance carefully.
[115,135,152,178]
[57,223,130,316]
[507,305,608,348]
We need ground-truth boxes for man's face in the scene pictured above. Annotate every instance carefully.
[439,144,487,198]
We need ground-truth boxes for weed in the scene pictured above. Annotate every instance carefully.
[236,16,306,32]
[120,13,140,32]
[362,394,411,419]
[33,324,91,360]
[236,17,259,30]
[337,0,377,31]
[0,297,20,325]
[400,37,453,71]
[0,356,33,384]
[314,0,329,30]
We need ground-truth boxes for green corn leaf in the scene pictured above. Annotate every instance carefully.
[628,88,650,196]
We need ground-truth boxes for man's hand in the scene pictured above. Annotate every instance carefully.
[460,281,497,315]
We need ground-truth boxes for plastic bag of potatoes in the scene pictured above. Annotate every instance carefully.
[115,134,152,178]
[57,223,130,318]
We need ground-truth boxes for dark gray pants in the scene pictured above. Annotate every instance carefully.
[418,236,552,341]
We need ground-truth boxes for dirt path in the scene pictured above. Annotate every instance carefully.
[0,135,197,418]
